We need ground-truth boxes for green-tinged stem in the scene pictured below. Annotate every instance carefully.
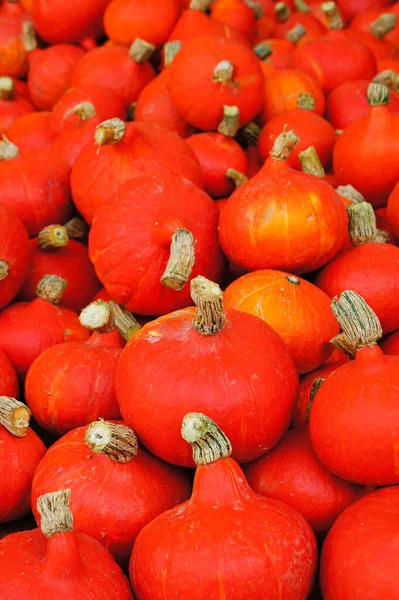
[331,291,383,349]
[181,413,232,466]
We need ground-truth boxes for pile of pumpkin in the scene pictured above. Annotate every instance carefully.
[1,0,399,597]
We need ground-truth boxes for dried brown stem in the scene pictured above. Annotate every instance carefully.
[85,420,138,463]
[161,228,195,291]
[191,276,226,335]
[0,397,31,437]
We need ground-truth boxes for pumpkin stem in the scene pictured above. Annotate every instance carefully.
[108,301,141,340]
[189,0,211,9]
[64,217,89,240]
[294,0,310,12]
[161,228,196,291]
[226,168,248,188]
[299,146,325,178]
[373,229,390,243]
[367,82,390,106]
[0,76,15,101]
[331,290,383,349]
[22,21,37,52]
[181,413,232,466]
[237,121,260,147]
[0,397,31,437]
[244,0,264,18]
[79,300,115,333]
[37,490,73,537]
[72,101,96,121]
[213,60,234,83]
[286,24,307,44]
[370,13,397,39]
[164,41,182,67]
[217,105,240,137]
[191,276,226,335]
[38,225,69,250]
[0,135,19,161]
[270,129,299,161]
[305,378,325,420]
[336,184,365,204]
[372,70,399,93]
[275,1,291,21]
[322,2,343,30]
[85,420,139,463]
[94,118,126,146]
[297,92,315,111]
[254,41,273,60]
[35,275,68,305]
[0,260,9,281]
[330,332,357,358]
[127,102,136,122]
[347,202,377,245]
[129,38,155,64]
[286,275,301,284]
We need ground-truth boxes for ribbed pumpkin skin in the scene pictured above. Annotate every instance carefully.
[116,308,299,467]
[0,349,19,398]
[320,486,399,600]
[31,423,192,566]
[0,202,30,311]
[224,270,339,375]
[130,457,317,599]
[309,346,399,485]
[245,426,365,534]
[89,173,224,316]
[0,427,45,524]
[315,243,399,334]
[0,529,133,599]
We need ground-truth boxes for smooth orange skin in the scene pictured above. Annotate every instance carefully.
[210,0,256,42]
[254,15,276,44]
[50,117,99,168]
[167,8,247,46]
[218,154,347,274]
[387,181,399,240]
[104,0,180,47]
[224,269,339,375]
[260,69,325,123]
[7,112,57,151]
[0,202,30,311]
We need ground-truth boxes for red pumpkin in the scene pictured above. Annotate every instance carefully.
[0,76,34,135]
[255,38,295,68]
[291,2,376,92]
[210,0,256,41]
[224,270,339,375]
[245,425,365,534]
[0,349,19,398]
[50,117,99,168]
[31,420,191,566]
[89,174,224,315]
[7,111,57,151]
[32,0,111,44]
[134,69,192,138]
[71,119,203,225]
[387,181,399,238]
[338,0,394,21]
[28,44,84,111]
[346,28,399,63]
[0,7,33,78]
[70,43,155,110]
[333,83,399,207]
[104,0,180,47]
[274,5,326,41]
[130,413,317,599]
[167,5,246,46]
[0,397,45,524]
[258,108,336,171]
[0,138,71,237]
[381,329,399,354]
[0,202,30,311]
[115,276,298,466]
[375,205,397,244]
[186,132,248,198]
[320,486,399,600]
[260,69,325,123]
[18,225,100,313]
[0,275,89,379]
[310,290,399,485]
[167,36,264,134]
[219,130,347,274]
[0,490,133,599]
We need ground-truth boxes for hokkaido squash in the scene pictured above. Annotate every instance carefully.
[0,76,34,135]
[0,4,34,78]
[0,201,29,311]
[210,0,256,41]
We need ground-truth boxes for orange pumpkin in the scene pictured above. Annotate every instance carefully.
[210,0,256,41]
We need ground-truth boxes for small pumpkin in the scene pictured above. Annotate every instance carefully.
[210,0,256,41]
[0,76,34,135]
[338,0,394,21]
[7,111,57,151]
[0,6,34,78]
[0,201,30,311]
[255,38,295,68]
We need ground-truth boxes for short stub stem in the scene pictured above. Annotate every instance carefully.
[129,38,155,64]
[191,276,226,336]
[217,105,240,137]
[108,301,141,341]
[299,146,325,178]
[226,168,248,188]
[0,260,9,281]
[35,275,68,305]
[0,397,31,437]
[85,420,139,463]
[305,377,325,420]
[322,2,344,30]
[270,129,299,161]
[79,300,114,333]
[38,225,69,250]
[181,413,232,466]
[161,228,196,291]
[37,490,73,538]
[94,118,126,146]
[331,290,383,349]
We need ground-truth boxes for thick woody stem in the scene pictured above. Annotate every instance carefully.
[22,21,37,52]
[367,82,390,106]
[226,168,248,188]
[191,276,226,335]
[35,275,68,305]
[336,184,365,204]
[161,228,196,291]
[38,225,69,250]
[0,136,18,161]
[213,61,234,83]
[372,70,399,93]
[297,93,315,111]
[286,24,307,44]
[330,332,357,359]
[347,202,377,245]
[0,260,9,281]
[254,41,273,60]
[294,0,310,12]
[287,275,301,284]
[189,0,211,9]
[275,2,291,21]
[79,300,114,333]
[72,102,96,121]
[244,0,264,18]
[331,290,383,349]
[108,301,141,341]
[305,378,325,420]
[129,38,155,64]
[37,490,73,537]
[217,106,240,137]
[322,2,343,30]
[85,420,138,463]
[0,397,31,437]
[64,217,89,240]
[373,229,389,243]
[164,41,182,67]
[370,13,397,39]
[181,413,232,466]
[0,76,15,101]
[270,129,299,161]
[299,147,325,178]
[94,118,126,146]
